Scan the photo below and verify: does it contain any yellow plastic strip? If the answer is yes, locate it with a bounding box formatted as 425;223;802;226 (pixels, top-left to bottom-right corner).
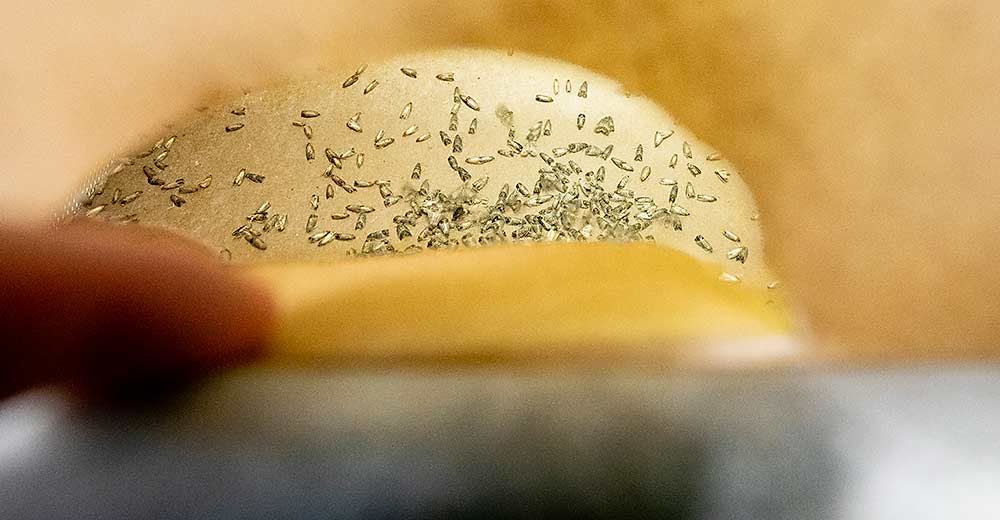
249;242;793;368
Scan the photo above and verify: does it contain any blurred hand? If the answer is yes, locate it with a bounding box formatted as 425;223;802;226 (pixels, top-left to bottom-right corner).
0;222;271;400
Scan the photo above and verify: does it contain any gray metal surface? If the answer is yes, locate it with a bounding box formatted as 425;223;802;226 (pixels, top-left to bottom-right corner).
1;367;998;519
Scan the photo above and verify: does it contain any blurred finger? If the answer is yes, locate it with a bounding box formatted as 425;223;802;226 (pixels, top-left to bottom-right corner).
0;221;273;399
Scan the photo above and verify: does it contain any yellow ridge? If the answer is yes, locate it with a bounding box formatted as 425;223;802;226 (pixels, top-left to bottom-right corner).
248;242;793;368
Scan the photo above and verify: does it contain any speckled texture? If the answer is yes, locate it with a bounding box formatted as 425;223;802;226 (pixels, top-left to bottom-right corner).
72;50;769;285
